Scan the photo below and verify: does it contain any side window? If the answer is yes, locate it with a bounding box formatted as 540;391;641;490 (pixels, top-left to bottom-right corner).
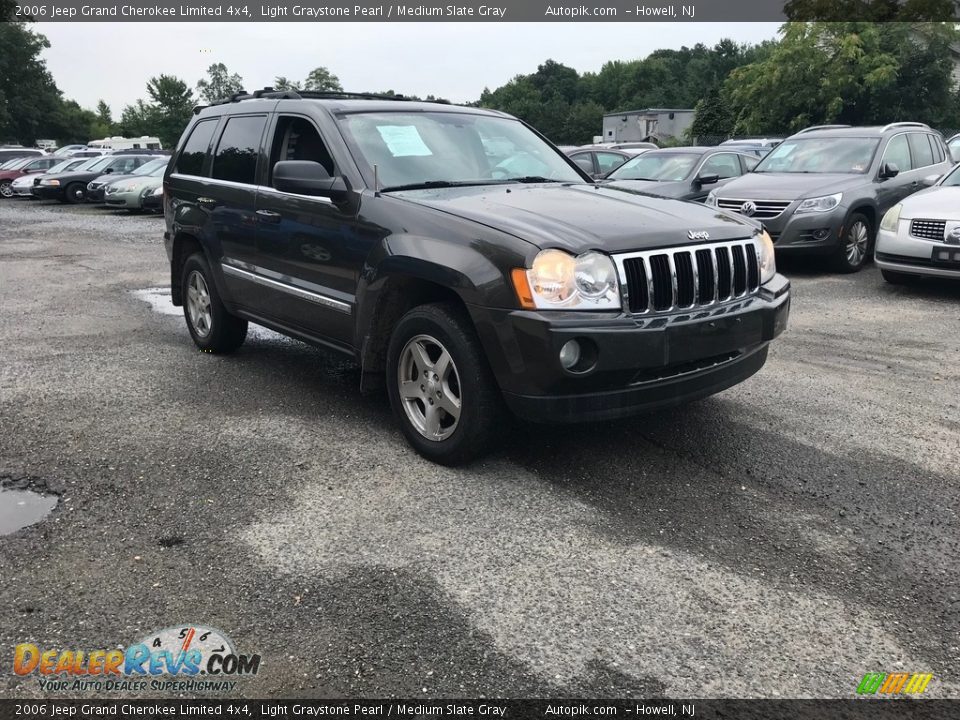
267;116;335;185
212;115;267;184
570;152;595;174
596;152;626;174
111;157;138;173
907;133;934;168
882;134;912;172
700;153;742;179
175;120;218;176
928;135;944;164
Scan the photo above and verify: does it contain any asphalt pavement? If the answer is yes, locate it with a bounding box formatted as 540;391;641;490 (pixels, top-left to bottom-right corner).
1;200;958;699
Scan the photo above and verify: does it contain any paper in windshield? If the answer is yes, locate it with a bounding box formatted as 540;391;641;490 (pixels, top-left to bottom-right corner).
376;125;433;157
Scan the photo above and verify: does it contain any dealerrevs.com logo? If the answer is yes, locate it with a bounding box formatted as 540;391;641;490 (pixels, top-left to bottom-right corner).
13;624;261;693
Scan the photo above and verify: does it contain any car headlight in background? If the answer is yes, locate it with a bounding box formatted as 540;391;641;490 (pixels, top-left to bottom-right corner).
42;179;60;186
151;186;163;196
880;203;902;232
705;190;718;207
757;229;777;284
512;249;620;310
794;193;842;214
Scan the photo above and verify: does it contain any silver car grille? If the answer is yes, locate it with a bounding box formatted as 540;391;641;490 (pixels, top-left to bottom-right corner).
717;198;791;219
910;219;946;242
614;239;761;314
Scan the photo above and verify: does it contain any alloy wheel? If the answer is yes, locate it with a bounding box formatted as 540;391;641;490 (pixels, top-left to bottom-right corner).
186;270;213;338
397;334;462;441
846;220;869;266
0;182;12;198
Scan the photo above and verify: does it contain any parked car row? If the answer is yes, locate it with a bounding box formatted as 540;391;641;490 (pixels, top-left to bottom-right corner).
0;153;167;211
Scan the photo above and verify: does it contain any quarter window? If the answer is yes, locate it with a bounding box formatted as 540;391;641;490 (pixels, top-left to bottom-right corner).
212;115;267;185
907;133;934;168
570;152;595;174
175;120;218;176
595;152;626;174
882;135;912;172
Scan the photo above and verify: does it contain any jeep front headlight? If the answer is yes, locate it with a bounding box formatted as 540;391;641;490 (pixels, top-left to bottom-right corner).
795;193;842;214
513;249;620;310
705;190;719;207
757;229;776;284
880;203;902;232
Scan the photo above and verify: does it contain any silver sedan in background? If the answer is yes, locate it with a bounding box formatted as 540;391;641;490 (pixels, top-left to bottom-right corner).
876;162;960;283
102;163;165;212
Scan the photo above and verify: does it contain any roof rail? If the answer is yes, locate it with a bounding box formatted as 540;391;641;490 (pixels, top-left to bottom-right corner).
193;88;421;114
794;124;851;135
881;121;930;132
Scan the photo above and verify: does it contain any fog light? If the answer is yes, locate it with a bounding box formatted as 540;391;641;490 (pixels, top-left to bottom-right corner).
559;340;581;370
812;228;830;241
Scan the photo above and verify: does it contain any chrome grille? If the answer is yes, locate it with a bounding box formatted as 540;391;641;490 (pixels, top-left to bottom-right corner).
615;239;761;314
717;198;791;219
910;219;946;242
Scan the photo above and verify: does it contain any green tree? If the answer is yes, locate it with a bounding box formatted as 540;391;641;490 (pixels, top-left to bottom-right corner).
303;66;342;92
273;76;302;91
690;87;734;140
0;22;61;144
145;74;195;147
196;62;244;103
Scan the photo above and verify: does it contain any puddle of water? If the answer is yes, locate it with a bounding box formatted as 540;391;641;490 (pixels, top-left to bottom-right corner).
0;487;58;535
133;287;290;342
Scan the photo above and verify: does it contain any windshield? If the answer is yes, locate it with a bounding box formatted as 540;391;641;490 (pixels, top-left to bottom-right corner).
607;152;700;181
47;159;79;173
84;156;114;173
337;111;584;190
3;157;33;171
754;137;879;174
133;158;168;176
939;165;960;187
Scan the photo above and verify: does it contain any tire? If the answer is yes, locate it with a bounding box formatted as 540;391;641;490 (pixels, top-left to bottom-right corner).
881;269;919;285
0;181;12;198
386;302;503;465
832;212;872;273
64;182;86;204
180;252;247;353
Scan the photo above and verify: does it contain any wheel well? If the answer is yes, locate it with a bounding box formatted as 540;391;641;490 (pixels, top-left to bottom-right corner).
849;206;877;235
170;234;204;306
360;276;467;379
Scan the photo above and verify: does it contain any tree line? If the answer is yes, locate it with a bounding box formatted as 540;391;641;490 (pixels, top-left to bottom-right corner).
2;17;960;150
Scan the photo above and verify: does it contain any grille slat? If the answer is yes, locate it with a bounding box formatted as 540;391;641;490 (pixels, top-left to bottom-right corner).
620;240;761;314
910;219;946;242
717;198;791;219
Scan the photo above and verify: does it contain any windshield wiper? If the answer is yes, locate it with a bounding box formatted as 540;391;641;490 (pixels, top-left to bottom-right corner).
380;180;497;192
503;176;561;183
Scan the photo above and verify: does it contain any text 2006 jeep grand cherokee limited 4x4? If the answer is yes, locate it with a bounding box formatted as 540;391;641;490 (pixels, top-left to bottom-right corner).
162;90;791;464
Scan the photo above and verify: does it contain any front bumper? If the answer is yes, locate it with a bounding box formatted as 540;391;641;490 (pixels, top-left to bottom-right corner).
32;185;64;201
86;185;107;203
759;207;845;253
105;191;143;209
471;274;791;423
876;224;960;278
10;184;36;197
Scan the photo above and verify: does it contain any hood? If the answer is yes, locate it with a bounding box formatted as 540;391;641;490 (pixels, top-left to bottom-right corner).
47;170;98;182
91;172;135;187
109;176;160;191
713;172;866;200
390;183;757;254
900;186;960;220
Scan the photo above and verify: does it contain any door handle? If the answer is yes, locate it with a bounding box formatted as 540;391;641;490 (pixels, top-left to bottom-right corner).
256;209;282;223
197;196;218;209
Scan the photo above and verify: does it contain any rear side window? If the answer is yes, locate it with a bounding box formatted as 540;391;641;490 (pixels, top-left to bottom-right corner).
908;133;934;168
570;152;595;173
212;115;267;185
175;120;218;176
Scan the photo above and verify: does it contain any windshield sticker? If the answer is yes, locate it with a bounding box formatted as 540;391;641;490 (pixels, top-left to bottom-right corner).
376;125;433;157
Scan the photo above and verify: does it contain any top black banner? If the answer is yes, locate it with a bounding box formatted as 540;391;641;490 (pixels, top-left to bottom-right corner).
8;0;960;22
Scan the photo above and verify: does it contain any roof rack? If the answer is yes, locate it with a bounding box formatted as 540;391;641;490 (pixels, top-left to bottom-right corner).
880;121;930;132
205;87;411;106
794;124;851;135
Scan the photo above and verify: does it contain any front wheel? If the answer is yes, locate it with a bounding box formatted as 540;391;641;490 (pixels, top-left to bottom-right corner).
833;213;872;273
180;252;247;353
386;303;503;465
64;182;86;204
0;181;12;198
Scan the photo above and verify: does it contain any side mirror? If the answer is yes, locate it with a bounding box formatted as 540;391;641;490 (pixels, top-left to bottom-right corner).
922;173;941;187
879;162;899;179
273;160;347;200
104;167;114;174
695;173;720;187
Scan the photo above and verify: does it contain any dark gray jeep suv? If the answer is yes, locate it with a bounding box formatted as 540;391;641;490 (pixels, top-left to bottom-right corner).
162;90;790;464
706;123;952;272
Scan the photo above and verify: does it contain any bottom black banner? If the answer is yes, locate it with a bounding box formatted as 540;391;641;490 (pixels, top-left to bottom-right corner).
0;700;957;720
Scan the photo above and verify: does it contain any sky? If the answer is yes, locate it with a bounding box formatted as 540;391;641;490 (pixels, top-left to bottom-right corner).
37;22;781;114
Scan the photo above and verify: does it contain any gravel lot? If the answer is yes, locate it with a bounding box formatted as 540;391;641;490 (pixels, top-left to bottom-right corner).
1;200;958;699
